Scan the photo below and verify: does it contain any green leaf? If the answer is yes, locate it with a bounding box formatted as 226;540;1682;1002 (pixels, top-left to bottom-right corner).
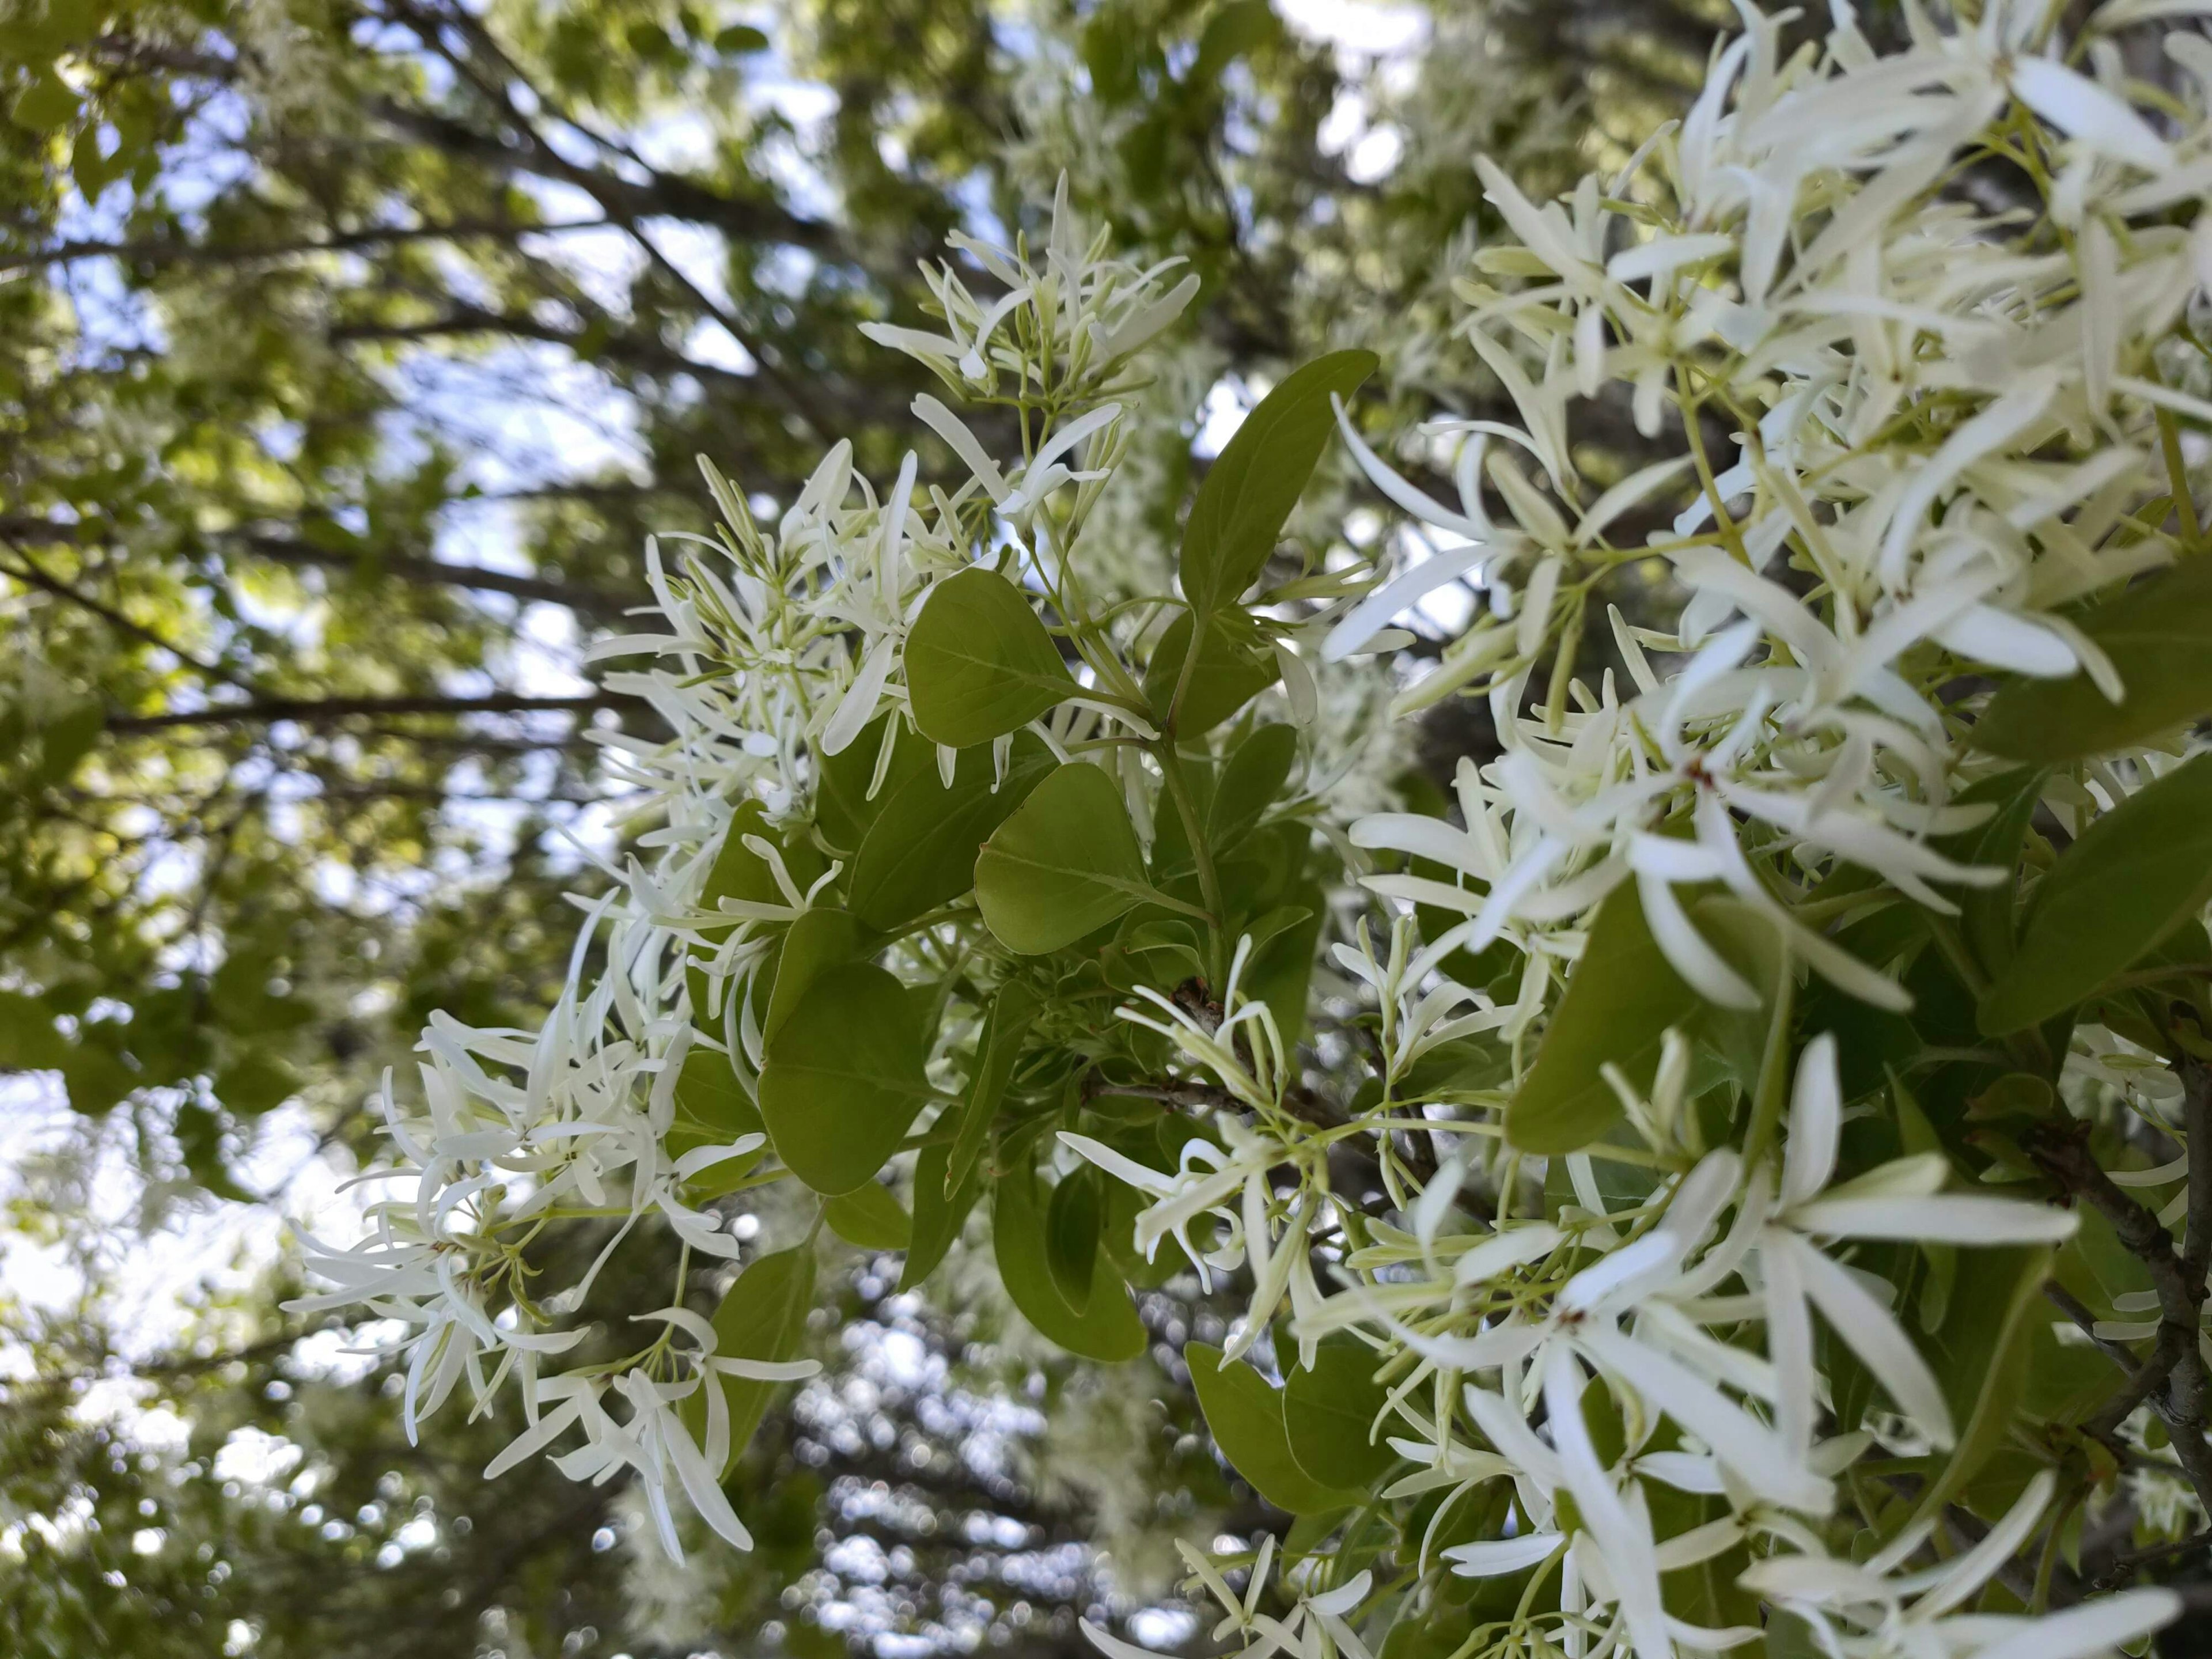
993;1159;1147;1362
688;1248;817;1475
1143;608;1281;735
813;714;935;853
763;907;868;1044
1934;767;2047;980
1976;558;2212;762
714;22;770;54
1508;883;1704;1154
1209;724;1298;854
824;1180;912;1250
943;982;1041;1196
899;1139;982;1293
1910;1245;2052;1528
759;963;934;1195
668;1047;766;1197
848;733;1055;931
905;567;1076;748
213;1051;298;1117
1045;1164;1102;1313
1194;0;1282;84
12;68;79;132
60;1043;134;1115
703;800;824;916
1178;350;1378;615
1185;1344;1359;1515
1247;885;1325;1047
0;991;67;1069
1979;752;2212;1034
1282;1344;1396;1490
976;764;1158;954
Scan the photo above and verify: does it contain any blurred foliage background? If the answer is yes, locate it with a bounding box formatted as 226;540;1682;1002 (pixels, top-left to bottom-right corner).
0;1;1787;1654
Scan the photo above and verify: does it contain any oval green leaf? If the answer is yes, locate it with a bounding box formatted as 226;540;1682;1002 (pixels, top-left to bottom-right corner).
1186;1343;1361;1515
993;1159;1146;1362
1143;607;1281;735
1209;724;1299;854
684;1246;817;1475
944;982;1042;1196
1179;350;1378;615
758;962;934;1195
668;1047;767;1198
824;1179;913;1250
1045;1165;1102;1313
975;764;1157;955
1282;1343;1396;1490
1507;882;1705;1156
906;566;1076;748
899;1139;983;1293
763;907;868;1044
1979;752;2212;1035
1976;558;2212;762
848;732;1055;931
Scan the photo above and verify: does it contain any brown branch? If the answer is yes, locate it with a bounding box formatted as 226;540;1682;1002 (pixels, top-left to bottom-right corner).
238;533;635;615
2024;1116;2212;1512
106;691;622;733
0;216;546;275
2090;1527;2212;1592
0;539;255;692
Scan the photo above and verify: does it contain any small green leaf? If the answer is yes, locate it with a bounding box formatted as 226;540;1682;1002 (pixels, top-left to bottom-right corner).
943;983;1041;1196
899;1140;981;1293
1209;724;1298;854
1185;1344;1360;1515
1979;753;2212;1034
905;567;1075;748
12;68;79;132
1246;885;1325;1047
1934;767;2047;980
1179;350;1378;615
813;714;935;853
824;1180;912;1250
1976;558;2212;762
688;1248;817;1474
993;1159;1146;1362
1910;1245;2052;1528
848;733;1055;931
703;800;824;916
1045;1164;1102;1313
976;764;1158;954
763;907;867;1044
1507;883;1704;1154
714;22;770;54
0;991;67;1069
1194;0;1282;83
1282;1344;1395;1490
759;963;934;1195
668;1047;766;1196
213;1051;298;1116
1143;608;1281;735
60;1043;134;1115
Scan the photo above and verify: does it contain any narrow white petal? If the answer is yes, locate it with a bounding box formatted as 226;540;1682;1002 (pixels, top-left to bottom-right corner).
2012;59;2173;173
1443;1534;1567;1577
1781;1034;1841;1209
1787;1232;1955;1449
1964;1588;2180;1659
1787;1194;2077;1244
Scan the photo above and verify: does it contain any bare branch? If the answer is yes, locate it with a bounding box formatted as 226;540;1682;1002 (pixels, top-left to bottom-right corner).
107;691;622;734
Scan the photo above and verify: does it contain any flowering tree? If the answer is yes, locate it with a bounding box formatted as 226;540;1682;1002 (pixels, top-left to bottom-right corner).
305;2;2212;1653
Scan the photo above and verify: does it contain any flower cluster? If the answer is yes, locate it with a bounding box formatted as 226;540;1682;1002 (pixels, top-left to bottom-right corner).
303;3;2212;1653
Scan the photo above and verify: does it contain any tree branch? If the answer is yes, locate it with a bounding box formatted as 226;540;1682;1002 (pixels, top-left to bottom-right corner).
107;691;623;733
2024;1116;2212;1511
